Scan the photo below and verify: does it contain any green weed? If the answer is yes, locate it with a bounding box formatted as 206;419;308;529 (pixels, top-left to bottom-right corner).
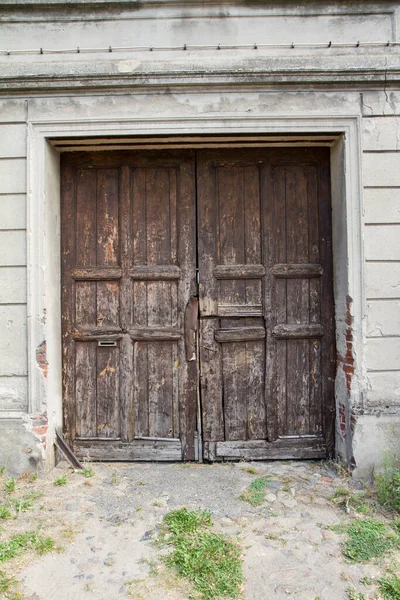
14;491;43;514
375;456;400;513
160;508;243;599
241;466;258;475
330;487;374;515
5;478;15;494
0;506;11;520
31;473;38;482
343;519;398;561
239;477;270;507
347;589;365;600
0;531;54;563
81;468;95;478
54;475;67;486
0;467;5;476
378;574;400;600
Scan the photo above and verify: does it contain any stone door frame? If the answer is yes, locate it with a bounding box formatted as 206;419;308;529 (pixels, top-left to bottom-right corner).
26;114;364;468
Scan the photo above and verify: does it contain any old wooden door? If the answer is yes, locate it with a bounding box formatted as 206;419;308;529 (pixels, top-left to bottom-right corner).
197;148;335;461
62;146;335;462
61;151;197;460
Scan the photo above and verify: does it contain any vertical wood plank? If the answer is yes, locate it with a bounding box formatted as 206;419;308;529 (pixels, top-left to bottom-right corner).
148;342;173;438
96;169;119;266
246;340;267;439
75;169;97;266
285;166;310;435
61;159;77;444
75;341;97;438
218;166;246;307
319;164;336;453
120;165;134;442
222;341;247;441
307;166;323;435
96;281;120;328
197;154;218;316
199;318;224;441
177;155;197;460
96;346;120;438
133;341;149;437
244;165;262;307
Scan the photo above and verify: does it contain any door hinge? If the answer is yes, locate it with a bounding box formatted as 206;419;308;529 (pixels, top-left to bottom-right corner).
196;268;200;286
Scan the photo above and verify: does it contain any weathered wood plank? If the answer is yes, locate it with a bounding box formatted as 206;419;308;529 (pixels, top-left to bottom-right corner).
119;166;134;443
72;328;122;341
75;341;97;438
204;437;326;460
130;265;182;280
307;166;323;436
61;159;77;445
129;327;181;341
217;304;263;317
75;438;182;461
272;264;323;278
72;268;122;280
213;264;265;279
273;324;324;339
214;326;266;343
285;166;310;436
147;342;174;438
222;341;247;440
75;169;97;267
318;164;336;455
199;318;224;441
96;169;119;266
96;345;120;438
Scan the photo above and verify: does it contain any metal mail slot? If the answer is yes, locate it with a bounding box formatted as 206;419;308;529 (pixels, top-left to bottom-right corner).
98;340;117;347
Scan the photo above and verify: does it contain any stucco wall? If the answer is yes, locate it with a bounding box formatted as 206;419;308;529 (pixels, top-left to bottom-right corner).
0;0;400;477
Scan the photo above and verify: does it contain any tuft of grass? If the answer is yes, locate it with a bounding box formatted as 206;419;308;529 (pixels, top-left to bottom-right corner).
241;466;258;475
81;468;95;478
0;506;11;520
375;457;400;513
0;491;43;521
0;531;54;563
54;475;67;486
0;467;6;476
342;519;398;561
239;477;270;507
4;478;15;494
378;574;400;600
31;473;38;482
330;487;374;515
160;508;243;599
347;590;365;600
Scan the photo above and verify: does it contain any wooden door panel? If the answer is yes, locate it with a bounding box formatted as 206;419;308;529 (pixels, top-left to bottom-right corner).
198;148;335;461
61;151;197;461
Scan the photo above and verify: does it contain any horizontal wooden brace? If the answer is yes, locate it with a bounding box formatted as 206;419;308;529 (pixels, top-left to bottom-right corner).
204;437;326;460
217;304;263;317
130;265;181;280
213;264;265;279
214;326;266;343
273;324;324;339
72;328;122;341
129;327;181;341
71;267;122;280
272;263;323;278
74;438;182;461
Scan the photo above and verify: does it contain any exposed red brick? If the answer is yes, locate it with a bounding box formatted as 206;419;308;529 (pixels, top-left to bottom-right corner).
36;340;48;378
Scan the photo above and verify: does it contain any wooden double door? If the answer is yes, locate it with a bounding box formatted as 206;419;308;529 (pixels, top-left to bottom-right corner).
61;147;335;462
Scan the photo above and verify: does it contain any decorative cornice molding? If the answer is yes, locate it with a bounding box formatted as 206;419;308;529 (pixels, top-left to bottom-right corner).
0;56;400;93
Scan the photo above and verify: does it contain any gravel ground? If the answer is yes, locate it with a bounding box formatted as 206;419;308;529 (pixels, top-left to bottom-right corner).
0;460;397;600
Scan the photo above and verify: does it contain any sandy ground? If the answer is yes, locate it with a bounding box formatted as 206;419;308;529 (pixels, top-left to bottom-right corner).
0;460;397;600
